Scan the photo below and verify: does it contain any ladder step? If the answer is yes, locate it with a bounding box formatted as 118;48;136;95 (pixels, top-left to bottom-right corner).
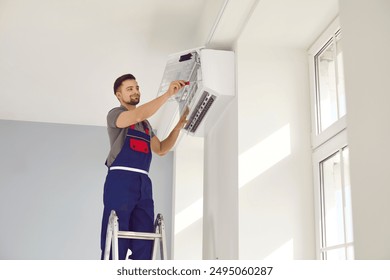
117;231;162;240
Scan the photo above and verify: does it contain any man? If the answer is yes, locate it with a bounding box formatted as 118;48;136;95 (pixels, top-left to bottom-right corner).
100;74;188;260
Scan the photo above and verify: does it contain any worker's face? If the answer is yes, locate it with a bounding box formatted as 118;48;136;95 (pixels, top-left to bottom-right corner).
117;79;140;105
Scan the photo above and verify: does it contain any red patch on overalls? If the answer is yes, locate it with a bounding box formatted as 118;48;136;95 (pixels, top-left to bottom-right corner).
130;138;149;153
129;123;150;154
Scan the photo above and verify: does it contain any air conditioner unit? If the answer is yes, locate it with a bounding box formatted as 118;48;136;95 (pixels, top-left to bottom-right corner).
155;47;235;139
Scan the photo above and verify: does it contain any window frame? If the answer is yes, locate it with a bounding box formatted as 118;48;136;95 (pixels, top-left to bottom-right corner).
312;129;354;259
308;17;354;260
308;17;346;149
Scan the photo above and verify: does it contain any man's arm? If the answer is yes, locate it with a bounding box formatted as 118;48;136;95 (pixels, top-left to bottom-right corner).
151;107;189;156
116;80;186;128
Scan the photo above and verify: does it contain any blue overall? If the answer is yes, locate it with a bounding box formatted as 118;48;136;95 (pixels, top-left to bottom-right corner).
100;122;154;260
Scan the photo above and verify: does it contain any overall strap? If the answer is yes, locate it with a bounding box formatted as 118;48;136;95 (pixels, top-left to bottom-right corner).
130;121;150;135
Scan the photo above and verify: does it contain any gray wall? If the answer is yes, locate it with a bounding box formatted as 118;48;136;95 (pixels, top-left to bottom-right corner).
0;120;173;259
339;0;390;259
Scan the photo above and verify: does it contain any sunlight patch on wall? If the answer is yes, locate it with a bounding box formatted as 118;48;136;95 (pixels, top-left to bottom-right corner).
239;124;291;188
174;198;203;235
264;238;294;260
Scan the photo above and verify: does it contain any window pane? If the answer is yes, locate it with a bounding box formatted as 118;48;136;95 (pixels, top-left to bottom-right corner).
325;247;346;260
322;152;345;247
342;147;354;243
316;40;338;132
336;33;346;118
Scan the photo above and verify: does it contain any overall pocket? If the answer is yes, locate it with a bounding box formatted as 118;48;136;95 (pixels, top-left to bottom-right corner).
129;137;149;154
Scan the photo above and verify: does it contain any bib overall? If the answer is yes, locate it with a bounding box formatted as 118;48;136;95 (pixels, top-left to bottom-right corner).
100;122;154;260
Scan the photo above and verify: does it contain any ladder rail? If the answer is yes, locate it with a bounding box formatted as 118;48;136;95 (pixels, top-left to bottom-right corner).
112;214;119;260
158;213;168;260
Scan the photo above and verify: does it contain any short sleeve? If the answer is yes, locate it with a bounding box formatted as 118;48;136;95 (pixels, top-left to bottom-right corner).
107;107;126;128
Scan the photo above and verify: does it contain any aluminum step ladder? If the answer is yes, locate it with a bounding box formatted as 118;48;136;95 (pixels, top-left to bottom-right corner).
103;210;167;260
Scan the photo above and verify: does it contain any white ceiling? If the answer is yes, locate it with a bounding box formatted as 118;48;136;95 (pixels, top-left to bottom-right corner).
239;0;339;49
0;0;224;127
0;0;338;128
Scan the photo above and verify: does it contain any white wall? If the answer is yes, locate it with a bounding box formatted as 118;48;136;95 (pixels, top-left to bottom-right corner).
172;136;204;259
203;98;239;260
199;0;340;260
232;0;340;259
199;46;315;260
236;44;315;259
339;0;390;259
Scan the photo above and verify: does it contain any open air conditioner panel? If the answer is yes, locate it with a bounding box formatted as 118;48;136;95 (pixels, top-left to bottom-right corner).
156;48;235;140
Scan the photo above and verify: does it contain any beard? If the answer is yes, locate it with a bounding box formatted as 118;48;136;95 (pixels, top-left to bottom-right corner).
127;96;140;105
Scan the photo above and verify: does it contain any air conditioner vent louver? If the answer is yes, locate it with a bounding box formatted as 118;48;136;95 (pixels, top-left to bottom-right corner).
185;91;216;133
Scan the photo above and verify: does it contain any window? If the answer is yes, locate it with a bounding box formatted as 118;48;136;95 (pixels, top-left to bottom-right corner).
319;145;354;259
315;29;346;133
309;18;354;260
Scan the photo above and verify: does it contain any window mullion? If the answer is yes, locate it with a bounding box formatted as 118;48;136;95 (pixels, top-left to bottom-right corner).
314;57;322;134
319;163;327;259
333;33;341;120
339;147;348;259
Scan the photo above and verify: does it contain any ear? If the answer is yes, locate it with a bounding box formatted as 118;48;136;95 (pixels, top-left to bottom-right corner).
115;91;121;100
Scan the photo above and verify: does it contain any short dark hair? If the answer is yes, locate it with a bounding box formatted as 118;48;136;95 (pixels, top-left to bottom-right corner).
113;74;136;94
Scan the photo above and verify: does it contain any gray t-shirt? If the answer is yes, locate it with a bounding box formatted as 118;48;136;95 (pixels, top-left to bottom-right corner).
105;106;155;167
